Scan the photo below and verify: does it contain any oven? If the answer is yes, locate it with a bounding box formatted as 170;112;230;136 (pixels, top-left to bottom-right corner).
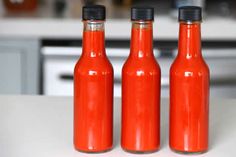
42;46;130;97
42;41;236;98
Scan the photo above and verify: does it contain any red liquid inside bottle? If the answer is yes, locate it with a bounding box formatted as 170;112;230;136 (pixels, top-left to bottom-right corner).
74;19;113;152
121;18;161;153
170;7;210;153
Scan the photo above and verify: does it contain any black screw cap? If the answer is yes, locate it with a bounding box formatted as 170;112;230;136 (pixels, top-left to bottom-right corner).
82;5;106;20
131;7;154;21
179;6;202;22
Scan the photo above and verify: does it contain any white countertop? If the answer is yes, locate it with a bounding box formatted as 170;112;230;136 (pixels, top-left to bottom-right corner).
1;16;236;40
0;95;235;157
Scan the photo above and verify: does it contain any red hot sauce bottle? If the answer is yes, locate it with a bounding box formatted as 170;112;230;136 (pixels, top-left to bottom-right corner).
170;6;210;153
121;7;161;153
74;5;113;153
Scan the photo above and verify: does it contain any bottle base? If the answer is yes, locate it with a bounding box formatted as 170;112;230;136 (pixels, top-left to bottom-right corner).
171;148;208;154
122;147;160;154
75;147;113;154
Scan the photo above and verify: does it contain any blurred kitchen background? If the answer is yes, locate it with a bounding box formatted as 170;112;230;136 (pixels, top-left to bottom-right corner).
0;0;236;97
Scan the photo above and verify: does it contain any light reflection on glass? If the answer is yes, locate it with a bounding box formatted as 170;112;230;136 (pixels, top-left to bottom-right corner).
184;71;193;77
89;70;97;75
136;70;144;76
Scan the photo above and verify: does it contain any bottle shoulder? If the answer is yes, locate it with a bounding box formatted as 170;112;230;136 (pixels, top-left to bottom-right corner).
74;56;113;74
170;56;209;75
122;57;161;75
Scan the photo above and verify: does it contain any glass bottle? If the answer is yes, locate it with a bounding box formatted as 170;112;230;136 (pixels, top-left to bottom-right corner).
121;7;161;153
74;5;113;153
170;6;209;153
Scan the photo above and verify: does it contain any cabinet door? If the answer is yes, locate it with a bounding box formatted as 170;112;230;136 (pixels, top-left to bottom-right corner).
0;39;39;94
0;47;24;94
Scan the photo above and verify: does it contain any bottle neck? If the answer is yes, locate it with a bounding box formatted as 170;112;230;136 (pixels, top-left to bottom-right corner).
130;21;153;58
82;20;105;57
178;22;202;58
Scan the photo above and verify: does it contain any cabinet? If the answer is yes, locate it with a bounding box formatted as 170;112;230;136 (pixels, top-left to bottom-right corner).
0;39;40;94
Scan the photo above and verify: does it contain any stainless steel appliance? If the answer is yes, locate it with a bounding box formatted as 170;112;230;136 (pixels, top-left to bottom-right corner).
42;42;236;98
42;46;131;97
